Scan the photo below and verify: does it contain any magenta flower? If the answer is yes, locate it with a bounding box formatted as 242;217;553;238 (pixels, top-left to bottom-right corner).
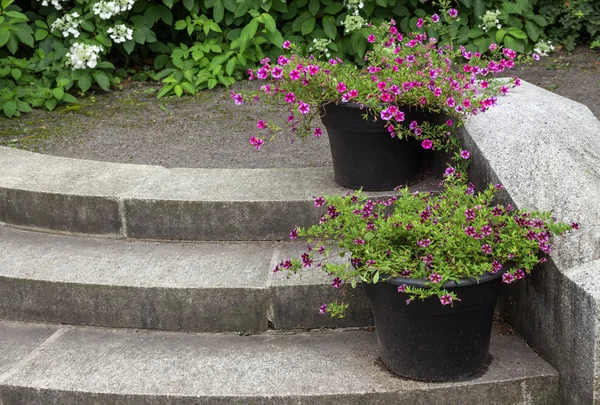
500;86;510;95
285;92;296;103
503;48;517;59
256;67;268;79
440;294;453;305
414;128;423;136
277;55;289;65
298;101;310;115
571;222;580;230
289;70;301;81
395;111;405;121
492;205;503;216
491;260;502;273
282;40;291;49
231;92;243;105
271;66;283;78
489;43;498;51
249;136;265;150
515;269;525;279
444;166;456;177
416;18;424;27
464;209;476;221
287;114;295;123
256;120;268;129
460;150;470;159
481;244;492;254
448;8;458;17
421;139;433;149
313;127;323;138
301;252;313;267
502;273;515;284
367;34;376;43
397;284;407;293
481;225;492;236
446;97;456;107
289;227;298;240
417;239;431;247
314;196;325;207
319;304;328;314
337;82;347;92
308;65;320;75
331;277;342;288
353;238;365;245
431;14;440;23
429;273;442;283
380;109;393;120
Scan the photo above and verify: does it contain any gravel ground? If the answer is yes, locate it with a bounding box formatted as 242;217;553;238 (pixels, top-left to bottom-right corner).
1;46;598;169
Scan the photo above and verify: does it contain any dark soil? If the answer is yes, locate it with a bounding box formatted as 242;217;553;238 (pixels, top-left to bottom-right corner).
1;46;598;169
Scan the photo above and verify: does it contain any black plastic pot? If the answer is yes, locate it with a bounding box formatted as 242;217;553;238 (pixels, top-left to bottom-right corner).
363;271;504;382
320;103;426;191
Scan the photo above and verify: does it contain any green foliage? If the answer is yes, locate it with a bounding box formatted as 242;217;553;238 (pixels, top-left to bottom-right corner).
537;0;600;51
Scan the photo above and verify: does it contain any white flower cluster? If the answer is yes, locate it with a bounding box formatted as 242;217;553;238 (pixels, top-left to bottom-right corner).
479;10;501;32
65;42;103;70
533;40;555;56
311;38;332;57
341;15;366;34
51;12;81;38
39;0;68;10
107;24;133;43
92;0;135;20
344;0;364;16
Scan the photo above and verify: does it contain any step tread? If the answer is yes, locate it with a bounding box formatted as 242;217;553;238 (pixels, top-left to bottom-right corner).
0;321;557;405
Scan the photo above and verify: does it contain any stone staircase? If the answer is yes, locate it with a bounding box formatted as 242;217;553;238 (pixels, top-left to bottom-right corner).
0;146;559;404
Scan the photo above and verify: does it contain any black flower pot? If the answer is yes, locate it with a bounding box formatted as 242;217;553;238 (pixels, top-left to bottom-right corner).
320;103;424;191
363;271;504;382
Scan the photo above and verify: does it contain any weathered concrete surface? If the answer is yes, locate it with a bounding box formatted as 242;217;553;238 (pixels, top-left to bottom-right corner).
0;227;374;332
460;80;600;405
0;322;58;376
0;320;558;405
1;147;436;240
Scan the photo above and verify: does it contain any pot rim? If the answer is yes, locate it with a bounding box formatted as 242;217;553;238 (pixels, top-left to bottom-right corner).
386;267;508;289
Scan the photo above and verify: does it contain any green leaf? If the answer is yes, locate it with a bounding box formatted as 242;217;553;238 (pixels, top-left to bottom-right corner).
240;18;258;51
308;0;320;16
225;55;237;75
3;101;16;118
266;29;284;49
57;77;71;87
234;0;252;17
6;34;17;53
323;15;337;39
174;84;183;97
44;98;57;111
35;29;48;41
61;93;77;103
207;78;217;89
213;0;225;23
502;2;521;14
301;17;316;35
52;88;64;100
92;72;110;91
174;20;187;30
532;15;547;27
373;271;380;284
507;27;528;39
323;2;343;14
132;29;145;44
524;21;539;41
0;28;9;47
11;68;21;80
154;54;170;69
496;29;507;43
16;100;32;113
375;0;386;7
182;0;194;11
504;35;525;53
180;82;196;94
123;40;135;54
163;0;174;8
261;13;276;32
468;27;485;38
77;74;92;93
13;27;34;47
473;0;485;18
157;83;174;98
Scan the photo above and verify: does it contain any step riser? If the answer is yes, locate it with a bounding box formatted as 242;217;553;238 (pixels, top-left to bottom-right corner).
0;379;559;405
0;277;373;332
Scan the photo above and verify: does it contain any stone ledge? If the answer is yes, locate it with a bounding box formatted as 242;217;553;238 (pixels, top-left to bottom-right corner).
460;80;600;405
0;321;558;405
0;147;438;240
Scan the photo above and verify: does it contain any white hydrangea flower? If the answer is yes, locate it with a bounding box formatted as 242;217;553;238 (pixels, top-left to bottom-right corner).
51;12;81;38
107;24;133;43
479;10;501;33
92;0;135;20
39;0;68;10
310;38;332;57
65;42;104;70
534;40;555;56
341;14;366;34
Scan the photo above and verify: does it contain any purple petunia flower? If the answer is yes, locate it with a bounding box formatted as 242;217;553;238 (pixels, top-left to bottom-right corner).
502;273;515;284
285;92;296;103
331;277;342;288
271;66;283;78
282;40;291;49
515;269;525;279
417;239;431;247
256;120;268;129
431;14;440;23
444;166;456;177
249;136;265;150
448;8;458;17
464;209;476;221
314;127;323;138
232;92;243;105
289;227;298;240
319;304;328;314
440;294;453;305
491;260;502;273
398;284;407;293
298;102;310;115
367;34;376;43
464;226;476;237
354;239;365;245
289;70;301;81
481;244;492;254
430;273;442;283
416;18;424;27
460;149;470;159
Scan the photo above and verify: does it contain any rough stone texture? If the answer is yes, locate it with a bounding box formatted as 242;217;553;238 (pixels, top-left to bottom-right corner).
0;227;272;332
0;321;558;405
460;80;600;405
0;322;57;376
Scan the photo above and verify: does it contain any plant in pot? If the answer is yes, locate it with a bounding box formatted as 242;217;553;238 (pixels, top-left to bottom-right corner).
233;4;529;191
274;160;577;381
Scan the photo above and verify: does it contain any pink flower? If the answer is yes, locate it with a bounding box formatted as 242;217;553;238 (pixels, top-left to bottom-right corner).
367;34;376;43
430;273;442;283
421;139;433;149
289;70;301;81
394;111;405;121
515;269;525;279
503;48;517;59
349;89;358;98
308;64;319;75
500;86;510;95
231;92;243;105
256;67;268;79
446;119;453;127
285;92;296;103
282;40;291;49
380;109;393;120
314;196;325;207
271;66;283;78
289;227;298;240
277;55;289;65
532;54;540;61
397;284;407;293
502;273;515;284
353;239;365;245
448;8;458;17
256;120;268;129
489;43;498;51
331;277;342;288
440;294;453;305
416;18;424;27
446;97;456;107
431;14;440;23
313;127;323;138
337;82;347;92
481;244;492;254
298;101;310;115
287;114;295;123
460;150;470;159
249;136;265;150
319;304;328;314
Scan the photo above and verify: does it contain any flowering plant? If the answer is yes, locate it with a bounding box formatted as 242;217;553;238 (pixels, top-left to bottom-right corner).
276;161;576;317
235;4;529;152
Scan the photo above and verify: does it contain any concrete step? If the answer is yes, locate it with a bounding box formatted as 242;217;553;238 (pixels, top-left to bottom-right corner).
0;320;558;405
0;147;439;241
0;226;371;332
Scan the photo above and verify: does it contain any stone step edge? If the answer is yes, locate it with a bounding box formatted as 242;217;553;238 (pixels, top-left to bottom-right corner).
0;320;558;405
0;147;439;240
